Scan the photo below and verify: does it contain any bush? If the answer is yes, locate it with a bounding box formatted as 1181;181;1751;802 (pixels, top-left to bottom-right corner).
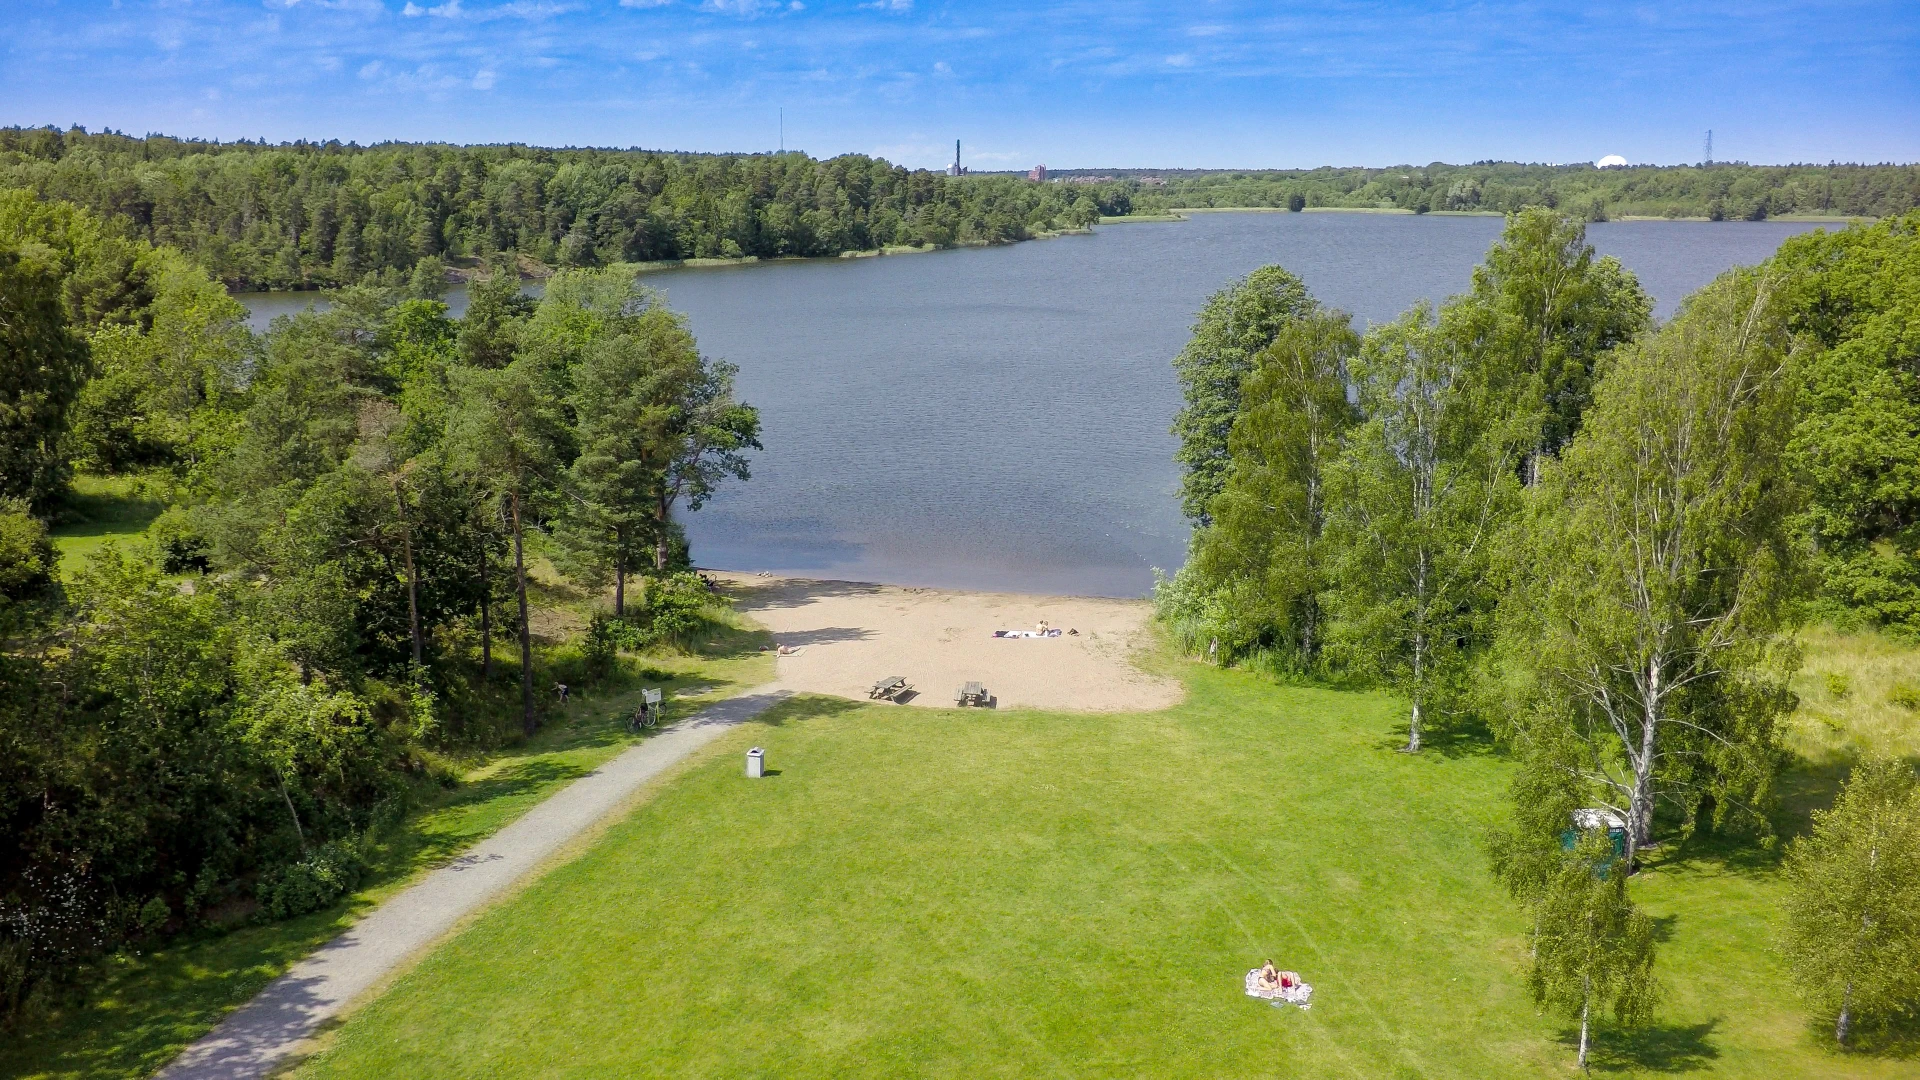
256;842;365;921
1891;682;1920;711
642;572;712;645
583;610;618;677
146;505;210;573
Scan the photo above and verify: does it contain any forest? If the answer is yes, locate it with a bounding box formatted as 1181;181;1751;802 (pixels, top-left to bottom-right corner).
1066;161;1920;221
1159;207;1920;1062
0;186;756;1018
0;127;1104;290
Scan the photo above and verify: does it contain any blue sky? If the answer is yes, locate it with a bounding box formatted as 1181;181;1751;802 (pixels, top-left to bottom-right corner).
8;1;1917;169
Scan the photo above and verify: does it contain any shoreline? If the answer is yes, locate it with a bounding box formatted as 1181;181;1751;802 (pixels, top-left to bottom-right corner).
718;572;1181;712
227;229;1100;295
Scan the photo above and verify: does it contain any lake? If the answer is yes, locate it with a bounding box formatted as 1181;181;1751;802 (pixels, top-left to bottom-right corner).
240;212;1831;597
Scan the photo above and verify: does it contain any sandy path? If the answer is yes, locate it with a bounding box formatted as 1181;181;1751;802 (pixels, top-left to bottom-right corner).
155;689;788;1080
722;575;1181;712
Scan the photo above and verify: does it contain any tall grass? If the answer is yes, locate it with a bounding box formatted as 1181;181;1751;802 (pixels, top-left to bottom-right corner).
1785;625;1920;763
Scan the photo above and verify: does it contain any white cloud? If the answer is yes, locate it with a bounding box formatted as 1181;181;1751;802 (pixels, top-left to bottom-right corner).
473;69;497;89
358;60;384;78
619;0;673;6
1163;52;1192;67
860;0;911;9
402;0;577;19
932;60;950;74
700;0;777;14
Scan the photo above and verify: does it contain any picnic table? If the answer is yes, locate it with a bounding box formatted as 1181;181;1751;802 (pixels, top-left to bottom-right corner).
869;675;911;703
955;681;991;708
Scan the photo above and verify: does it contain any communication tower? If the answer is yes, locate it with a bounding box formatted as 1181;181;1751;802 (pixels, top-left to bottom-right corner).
1703;129;1713;166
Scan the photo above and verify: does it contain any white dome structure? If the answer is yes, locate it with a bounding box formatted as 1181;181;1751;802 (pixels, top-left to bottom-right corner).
1595;154;1629;169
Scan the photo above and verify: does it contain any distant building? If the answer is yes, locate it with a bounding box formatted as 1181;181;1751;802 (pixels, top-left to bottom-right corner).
946;140;968;177
1028;164;1047;182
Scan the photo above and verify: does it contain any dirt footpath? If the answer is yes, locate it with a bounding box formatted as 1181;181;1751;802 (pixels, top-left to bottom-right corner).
719;575;1182;713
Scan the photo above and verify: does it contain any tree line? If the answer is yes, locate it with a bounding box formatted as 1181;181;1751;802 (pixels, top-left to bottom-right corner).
0;190;757;1017
1160;208;1920;1062
0;127;1104;291
1066;161;1920;222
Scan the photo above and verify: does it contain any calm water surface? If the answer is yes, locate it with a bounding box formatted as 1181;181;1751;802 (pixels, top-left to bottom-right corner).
240;213;1830;596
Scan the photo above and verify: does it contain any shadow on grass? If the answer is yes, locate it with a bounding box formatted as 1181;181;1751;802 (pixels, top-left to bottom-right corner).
749;694;868;729
50;477;167;537
1820;1015;1920;1060
1563;1018;1721;1073
1370;714;1500;761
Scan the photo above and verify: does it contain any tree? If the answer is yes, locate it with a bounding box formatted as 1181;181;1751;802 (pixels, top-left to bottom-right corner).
1781;758;1920;1047
649;358;760;572
1179;310;1359;667
0;498;56;633
558;332;678;612
1170;266;1317;524
1772;213;1920;636
1326;305;1519;751
1501;269;1805;860
446;360;565;736
0;246;89;508
1457;209;1650;477
458;261;535;370
1528;831;1660;1070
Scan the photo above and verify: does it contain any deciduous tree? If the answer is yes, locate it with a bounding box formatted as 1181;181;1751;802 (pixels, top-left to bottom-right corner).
1170;266;1316;524
1782;758;1920;1046
1501;269;1805;859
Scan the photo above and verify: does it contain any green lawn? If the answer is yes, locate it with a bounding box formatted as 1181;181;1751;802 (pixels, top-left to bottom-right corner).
47;474;167;577
287;661;1911;1079
0;645;772;1080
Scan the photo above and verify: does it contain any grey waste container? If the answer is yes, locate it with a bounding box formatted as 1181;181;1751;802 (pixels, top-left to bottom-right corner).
746;747;765;779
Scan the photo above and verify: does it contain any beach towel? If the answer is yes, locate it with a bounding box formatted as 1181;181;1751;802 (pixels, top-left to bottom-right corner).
992;629;1063;638
1244;970;1313;1008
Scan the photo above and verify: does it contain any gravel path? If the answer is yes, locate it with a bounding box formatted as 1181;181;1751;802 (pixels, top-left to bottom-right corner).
156;687;788;1080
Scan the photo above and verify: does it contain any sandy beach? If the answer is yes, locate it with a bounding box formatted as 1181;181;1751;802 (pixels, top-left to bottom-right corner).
719;574;1182;713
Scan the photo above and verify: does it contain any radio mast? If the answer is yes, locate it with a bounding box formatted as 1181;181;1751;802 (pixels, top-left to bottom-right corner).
1703;129;1713;165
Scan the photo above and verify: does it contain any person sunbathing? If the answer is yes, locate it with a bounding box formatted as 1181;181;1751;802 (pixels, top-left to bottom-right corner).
1257;961;1281;991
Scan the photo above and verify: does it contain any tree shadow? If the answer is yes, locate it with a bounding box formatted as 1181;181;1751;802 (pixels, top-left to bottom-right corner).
441;758;589;813
1371;714;1499;760
719;575;887;610
748;693;868;729
1560;1018;1721;1074
772;625;876;648
1833;1016;1920;1059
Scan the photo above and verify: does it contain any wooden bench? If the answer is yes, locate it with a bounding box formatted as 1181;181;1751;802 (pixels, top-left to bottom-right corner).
869;675;911;703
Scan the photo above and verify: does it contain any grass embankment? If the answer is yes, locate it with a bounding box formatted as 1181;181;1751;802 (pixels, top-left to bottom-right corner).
291;639;1918;1079
3;484;775;1080
0;642;772;1080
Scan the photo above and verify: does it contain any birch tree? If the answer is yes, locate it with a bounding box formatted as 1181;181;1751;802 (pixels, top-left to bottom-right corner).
1528;831;1660;1071
1328;305;1520;751
1505;268;1805;860
1782;758;1920;1047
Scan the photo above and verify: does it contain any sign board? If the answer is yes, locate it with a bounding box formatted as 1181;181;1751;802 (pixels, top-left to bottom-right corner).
642;688;663;706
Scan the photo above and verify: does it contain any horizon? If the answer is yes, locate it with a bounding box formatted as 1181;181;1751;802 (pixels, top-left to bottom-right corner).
15;125;1919;173
6;1;1916;171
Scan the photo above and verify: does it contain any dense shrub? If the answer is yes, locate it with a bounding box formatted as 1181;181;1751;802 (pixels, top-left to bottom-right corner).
256;842;366;921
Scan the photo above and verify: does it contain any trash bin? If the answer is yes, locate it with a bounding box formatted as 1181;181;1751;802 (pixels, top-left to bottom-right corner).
746;747;764;779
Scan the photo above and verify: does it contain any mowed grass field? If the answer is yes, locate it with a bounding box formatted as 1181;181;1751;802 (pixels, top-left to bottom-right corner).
291;663;1913;1079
